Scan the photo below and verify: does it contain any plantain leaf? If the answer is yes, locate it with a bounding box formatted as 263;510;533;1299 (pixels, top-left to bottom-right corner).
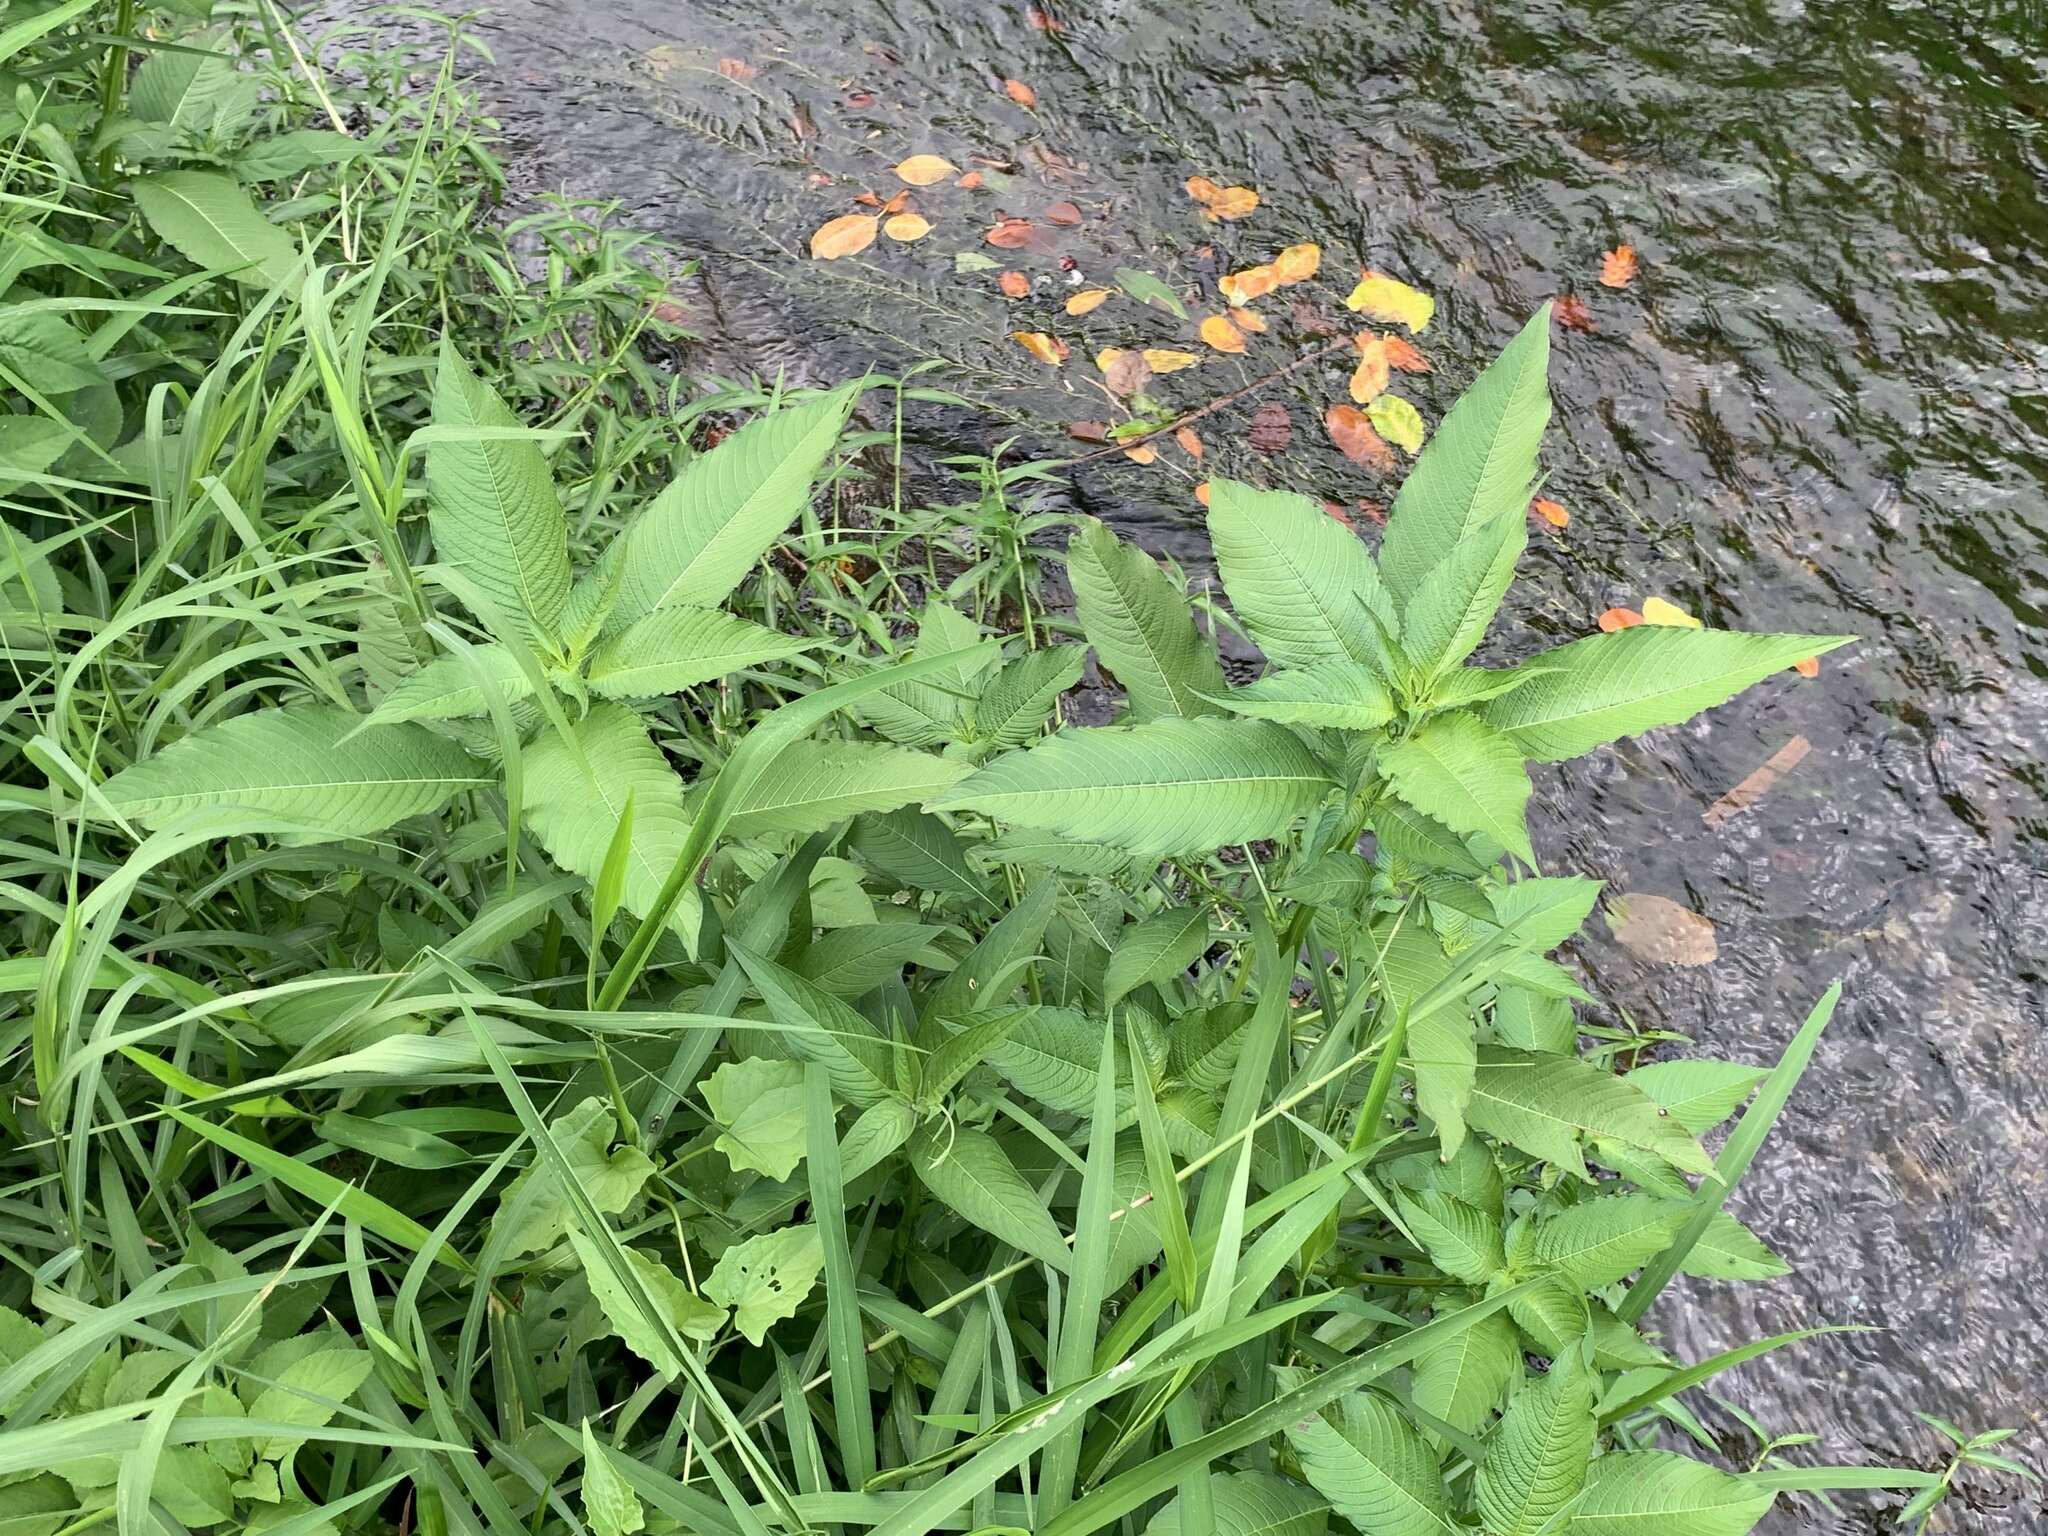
587;607;815;698
1206;479;1398;676
1066;517;1225;722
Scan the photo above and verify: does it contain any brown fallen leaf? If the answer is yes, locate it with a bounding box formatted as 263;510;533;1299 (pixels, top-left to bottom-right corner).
1349;334;1391;404
1530;496;1569;528
1606;893;1717;966
1703;735;1812;829
1597;607;1644;632
1324;404;1394;469
1175;425;1204;459
717;57;757;81
1792;656;1820;678
1600;243;1640;288
999;270;1031;298
1273;243;1321;284
1046;200;1083;226
1383;334;1430;372
1068;420;1110;443
1123;443;1158;464
880;189;912;215
1012;331;1068;365
1355;498;1387;525
1554;294;1595;332
1004;78;1038;107
1028;5;1065;32
1065;287;1112;316
1194;481;1213;507
895;154;956;186
1249;401;1292;453
985;218;1036;249
883;213;932;242
810;213;879;260
852;191;883;208
1099;349;1151;396
1199;314;1247;354
956;170;985;190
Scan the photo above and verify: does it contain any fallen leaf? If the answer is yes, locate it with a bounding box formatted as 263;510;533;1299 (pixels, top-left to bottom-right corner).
1249;401;1292;453
1123;443;1158;464
1117;267;1190;318
1065;287;1112;316
717;57;757;81
1184;175;1221;205
1530;496;1569;528
1792;656;1820;679
1219;265;1279;307
880;189;912;215
956;170;985;190
1099;349;1151;396
1597;607;1644;632
1345;273;1435;333
845;89;876;109
1204;185;1259;220
1702;735;1812;828
1175;425;1204;459
1349;334;1391;404
1600;243;1640;288
1273;243;1321;284
1641;596;1702;629
985;218;1048;250
1069;420;1110;443
1012;331;1067;365
1004;78;1038;107
1230;307;1267;333
1194;482;1213;507
955;251;998;272
1554;294;1595;332
895;154;957;186
1607;893;1717;966
810;213;879;260
1383;334;1430;372
1142;348;1199;374
1028;5;1065;31
999;270;1031;298
1199;314;1247;354
1324;404;1394;469
1365;393;1425;454
1046;200;1083;225
852;191;883;208
883;213;932;242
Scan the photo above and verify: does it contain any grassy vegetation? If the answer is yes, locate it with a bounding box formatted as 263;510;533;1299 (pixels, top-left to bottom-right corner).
0;6;2032;1536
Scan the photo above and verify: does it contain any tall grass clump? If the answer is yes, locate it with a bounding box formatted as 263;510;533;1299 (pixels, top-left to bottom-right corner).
0;4;2032;1536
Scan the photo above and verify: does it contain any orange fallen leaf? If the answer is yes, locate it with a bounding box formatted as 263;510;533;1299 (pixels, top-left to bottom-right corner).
1324;403;1394;468
1792;656;1820;679
810;213;879;260
1046;200;1083;226
1012;331;1067;365
1641;595;1702;628
1383;334;1430;372
1123;443;1158;465
1554;294;1595;332
882;212;932;242
1597;607;1645;632
999;270;1031;298
1184;175;1221;205
985;218;1036;249
852;191;882;208
1219;264;1278;306
1142;348;1199;373
956;170;984;190
1230;307;1267;333
1068;420;1110;443
1273;243;1321;284
1194;481;1213;507
1028;5;1065;32
1600;243;1640;288
1004;78;1038;107
1175;425;1204;459
1199;314;1247;354
717;57;757;80
1531;496;1569;528
1065;287;1111;316
880;189;912;215
1349;334;1390;404
894;154;956;186
1204;185;1259;221
1703;735;1812;828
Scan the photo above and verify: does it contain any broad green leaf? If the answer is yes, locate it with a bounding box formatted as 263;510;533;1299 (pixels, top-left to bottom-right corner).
1399;513;1525;679
150;1446;233;1526
616;387;857;623
246;1347;374;1460
1476;1360;1595;1536
727;739;969;838
1505;1273;1591;1356
839;1098;917;1182
1282;1386;1453;1536
705;1226;825;1345
1166;1001;1256;1094
495;1097;655;1257
1206;479;1397;675
1478;627;1854;762
233;129;370;180
921;1010;1033;1105
365;645;533;725
971;643;1086;746
1066;517;1225;721
1103;905;1210;1010
1380;711;1534;869
1676;1211;1789;1281
130;38;237;127
909;1122;1070;1270
1144;1471;1328;1536
792;923;943;996
97;706;487;834
924;879;1057;1019
582;1420;647;1536
1371;799;1491;877
428;345;571;644
131;171;299;286
728;941;896;1106
1380;307;1551;610
569;1227;724;1367
1412;1308;1517;1434
1467;1049;1714;1181
1205;662;1394;731
848;808;993;908
586;606;814;698
1624;1060;1768;1134
702;1058;808;1180
978;1005;1130;1118
1568;1451;1774;1536
0;307;105;394
1396;1190;1501;1284
1116;266;1190;319
1410;1009;1477;1159
1514;1194;1687;1289
1494;986;1575;1053
525;704;699;944
933;718;1335;855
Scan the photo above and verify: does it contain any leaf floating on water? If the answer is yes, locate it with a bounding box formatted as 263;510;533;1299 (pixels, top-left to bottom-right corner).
1273;242;1321;283
955;251;998;272
1116;266;1190;319
1597;607;1645;632
1702;735;1812;828
1065;287;1112;316
895;154;957;186
1175;425;1204;459
1123;443;1159;464
717;57;757;80
1069;420;1110;443
1184;176;1258;221
1185;175;1220;204
999;270;1031;298
1199;314;1247;353
1554;293;1596;332
1231;307;1267;333
810;213;879;259
985;217;1036;249
1249;401;1292;453
1219;264;1279;307
1641;596;1702;628
1142;348;1199;374
1004;78;1039;107
1345;272;1435;332
1365;393;1425;454
956;170;985;190
1046;200;1083;225
1349;334;1391;404
1324;404;1394;468
1012;331;1068;365
1530;496;1569;528
1607;893;1718;966
1600;243;1641;288
1099;348;1152;395
881;188;912;215
1194;481;1213;506
883;213;932;242
1384;333;1430;372
1028;5;1065;31
1792;656;1820;678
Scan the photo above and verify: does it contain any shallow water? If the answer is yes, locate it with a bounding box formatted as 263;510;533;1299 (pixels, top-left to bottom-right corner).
455;0;2046;1520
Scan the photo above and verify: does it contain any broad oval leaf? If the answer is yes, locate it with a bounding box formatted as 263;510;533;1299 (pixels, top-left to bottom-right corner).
1206;479;1398;676
1467;1049;1714;1181
1283;1386;1454;1536
1568;1451;1775;1536
1476;1360;1596;1536
587;606;815;698
1066;517;1225;722
908;1121;1070;1271
131;171;299;287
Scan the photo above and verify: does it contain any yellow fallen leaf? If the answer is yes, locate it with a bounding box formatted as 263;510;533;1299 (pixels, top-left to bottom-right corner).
894;154;957;186
1205;185;1259;220
1349;335;1390;404
1230;307;1267;333
1012;331;1068;366
1219;265;1278;307
1273;243;1321;284
1123;443;1158;464
882;213;932;242
1365;393;1424;454
810;213;879;260
1142;348;1199;373
1641;596;1702;628
1065;287;1113;317
1345;272;1435;333
1199;315;1246;354
1530;496;1569;528
1095;346;1127;372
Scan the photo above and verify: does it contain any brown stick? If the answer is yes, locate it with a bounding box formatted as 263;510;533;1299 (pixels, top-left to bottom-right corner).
1060;336;1357;466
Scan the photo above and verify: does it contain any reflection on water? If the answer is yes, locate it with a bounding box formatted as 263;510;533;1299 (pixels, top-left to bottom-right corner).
452;0;2045;1520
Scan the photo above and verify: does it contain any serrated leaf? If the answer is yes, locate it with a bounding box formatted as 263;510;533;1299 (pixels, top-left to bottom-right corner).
1568;1451;1775;1536
428;346;571;644
1677;1211;1789;1281
365;646;533;725
1400;513;1525;679
130;38;237;127
792;923;941;996
1396;1190;1503;1283
1476;1360;1595;1536
132;170;299;286
495;1097;655;1257
97;705;488;833
1207;479;1398;676
0;307;104;394
1410;1008;1477;1159
246;1347;374;1460
729;941;897;1107
1066;517;1225;721
581;1421;646;1536
971;643;1086;746
587;606;815;698
1467;1049;1714;1181
1412;1307;1518;1433
1516;1194;1687;1289
1166;1001;1255;1093
933;718;1335;855
1372;798;1491;877
1478;627;1855;762
1283;1386;1454;1536
705;1225;823;1345
149;1447;233;1525
1103;905;1210;1010
1380;711;1534;868
232;128;368;180
1205;662;1394;730
1623;1060;1768;1134
703;1058;808;1179
977;1005;1130;1117
570;1227;723;1368
909;1123;1069;1270
848;808;993;907
1144;1470;1329;1536
726;739;969;838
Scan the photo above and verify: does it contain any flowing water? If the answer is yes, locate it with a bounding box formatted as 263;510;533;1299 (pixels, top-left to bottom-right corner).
448;0;2047;1521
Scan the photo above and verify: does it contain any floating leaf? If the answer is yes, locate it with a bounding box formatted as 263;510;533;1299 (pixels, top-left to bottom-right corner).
1601;243;1641;288
1249;401;1292;453
955;251;998;272
1531;496;1569;528
1124;443;1159;465
1205;185;1259;220
1641;596;1702;629
1175;426;1204;459
883;212;931;242
1066;287;1112;316
1274;243;1322;283
1344;272;1435;333
1047;200;1083;225
1555;294;1595;332
895;153;957;186
1184;176;1221;204
1004;78;1038;107
1116;267;1190;318
1194;482;1213;507
1013;331;1068;365
1365;393;1425;454
1349;335;1390;404
1791;656;1819;678
1385;334;1430;372
956;169;985;189
986;217;1037;249
717;57;756;80
1000;270;1031;298
1220;265;1279;306
1142;348;1199;374
1325;404;1394;469
810;213;878;259
1200;315;1247;354
1100;349;1152;395
1598;607;1644;632
1232;307;1268;333
1607;894;1718;966
1069;420;1110;442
